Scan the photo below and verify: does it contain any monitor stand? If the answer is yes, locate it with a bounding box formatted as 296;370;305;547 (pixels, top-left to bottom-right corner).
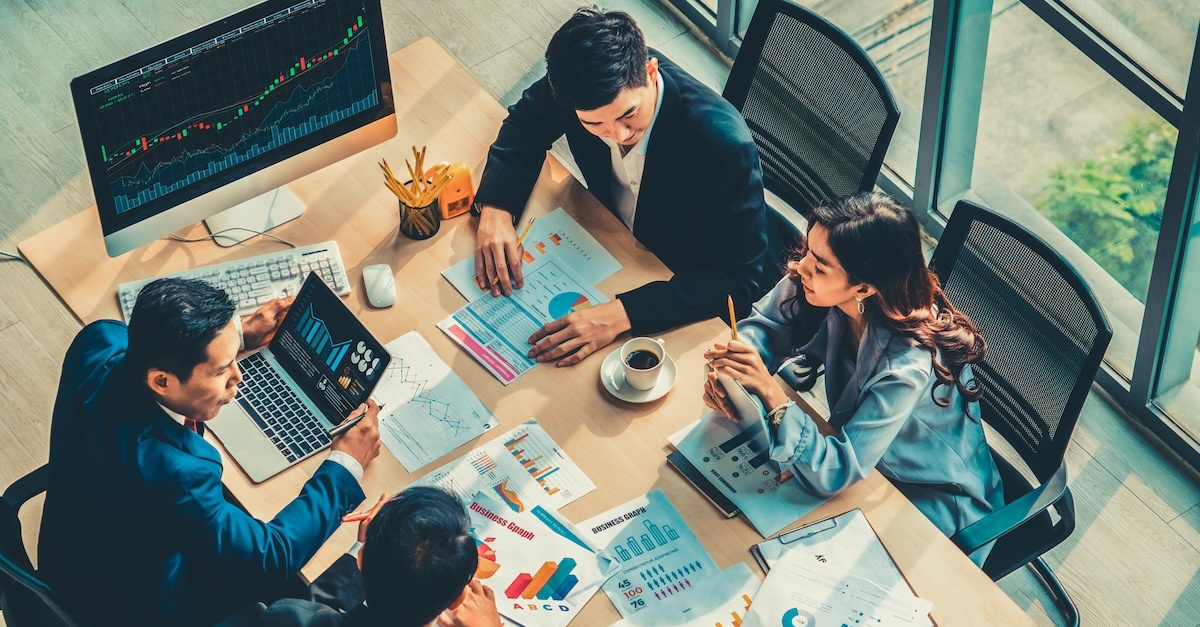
204;187;306;247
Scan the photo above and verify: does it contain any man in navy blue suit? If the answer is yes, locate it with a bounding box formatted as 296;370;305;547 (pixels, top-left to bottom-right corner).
473;8;767;366
38;278;382;626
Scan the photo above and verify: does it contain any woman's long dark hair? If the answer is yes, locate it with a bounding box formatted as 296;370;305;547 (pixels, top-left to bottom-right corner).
782;192;986;405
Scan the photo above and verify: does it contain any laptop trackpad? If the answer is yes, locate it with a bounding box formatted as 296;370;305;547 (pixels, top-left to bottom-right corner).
208;402;288;483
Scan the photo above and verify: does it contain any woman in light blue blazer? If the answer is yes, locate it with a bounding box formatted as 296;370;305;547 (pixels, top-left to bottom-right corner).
704;192;1003;566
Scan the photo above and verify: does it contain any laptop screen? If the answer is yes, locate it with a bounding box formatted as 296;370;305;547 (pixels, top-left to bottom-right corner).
271;273;390;423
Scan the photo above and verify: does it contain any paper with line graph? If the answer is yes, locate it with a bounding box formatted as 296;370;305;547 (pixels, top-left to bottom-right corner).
414;419;595;512
468;492;617;627
580;489;719;618
442;207;622;299
373;331;499;471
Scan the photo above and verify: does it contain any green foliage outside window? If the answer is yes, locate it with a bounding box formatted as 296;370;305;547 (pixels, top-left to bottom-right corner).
1036;117;1176;302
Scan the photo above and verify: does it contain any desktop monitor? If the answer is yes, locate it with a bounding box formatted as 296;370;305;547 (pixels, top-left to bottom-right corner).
71;0;396;257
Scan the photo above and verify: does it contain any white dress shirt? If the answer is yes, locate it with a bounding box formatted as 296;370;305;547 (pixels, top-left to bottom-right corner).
601;69;665;231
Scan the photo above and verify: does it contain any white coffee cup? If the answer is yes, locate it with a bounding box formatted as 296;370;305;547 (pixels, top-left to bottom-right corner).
620;337;666;391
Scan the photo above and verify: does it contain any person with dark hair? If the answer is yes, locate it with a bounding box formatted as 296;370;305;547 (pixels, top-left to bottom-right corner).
39;278;383;626
254;487;500;627
473;8;766;366
702;192;1004;566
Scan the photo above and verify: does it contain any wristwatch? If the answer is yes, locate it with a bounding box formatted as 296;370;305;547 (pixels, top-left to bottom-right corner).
766;401;793;432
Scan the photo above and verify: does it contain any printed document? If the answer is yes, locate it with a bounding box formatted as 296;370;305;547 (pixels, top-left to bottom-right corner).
415;419;595;512
442;207;621;299
468;492;618;627
669;412;825;537
580;489;719;618
373;331;498;471
612;562;761;627
439;257;607;384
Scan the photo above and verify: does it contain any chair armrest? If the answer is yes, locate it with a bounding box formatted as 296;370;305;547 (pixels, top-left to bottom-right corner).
950;462;1069;555
2;464;48;511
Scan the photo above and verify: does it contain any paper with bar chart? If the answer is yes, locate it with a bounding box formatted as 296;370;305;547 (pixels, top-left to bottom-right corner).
415;419;595;513
468;492;616;627
438;259;608;384
669;412;826;537
370;331;499;472
442;207;622;299
611;562;761;627
580;489;719;618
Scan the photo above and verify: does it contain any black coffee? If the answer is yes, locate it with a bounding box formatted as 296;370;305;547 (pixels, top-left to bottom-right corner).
625;349;660;370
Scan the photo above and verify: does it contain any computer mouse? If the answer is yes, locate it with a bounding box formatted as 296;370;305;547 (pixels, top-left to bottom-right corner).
362;264;396;308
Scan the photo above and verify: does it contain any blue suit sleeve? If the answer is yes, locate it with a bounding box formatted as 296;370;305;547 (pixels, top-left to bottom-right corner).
155;454;365;586
769;357;930;497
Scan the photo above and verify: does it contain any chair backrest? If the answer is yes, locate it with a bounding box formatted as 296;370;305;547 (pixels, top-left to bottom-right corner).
930;201;1112;482
723;0;900;218
0;466;85;627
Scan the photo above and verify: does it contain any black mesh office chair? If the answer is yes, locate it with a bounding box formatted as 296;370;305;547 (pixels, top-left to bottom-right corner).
0;464;86;627
723;0;900;281
931;200;1112;627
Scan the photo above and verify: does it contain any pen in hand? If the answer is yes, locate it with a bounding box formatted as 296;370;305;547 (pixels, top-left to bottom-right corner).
329;402;385;438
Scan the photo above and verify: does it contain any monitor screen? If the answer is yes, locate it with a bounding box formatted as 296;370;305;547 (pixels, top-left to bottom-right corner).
71;0;395;255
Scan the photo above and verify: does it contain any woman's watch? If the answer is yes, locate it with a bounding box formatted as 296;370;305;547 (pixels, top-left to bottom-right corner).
766;401;793;432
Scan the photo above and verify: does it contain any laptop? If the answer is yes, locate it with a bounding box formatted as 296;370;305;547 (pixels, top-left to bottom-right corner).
209;273;391;483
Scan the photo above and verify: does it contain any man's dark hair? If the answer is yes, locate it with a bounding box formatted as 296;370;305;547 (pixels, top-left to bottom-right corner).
361;487;478;626
125;278;236;384
546;8;649;111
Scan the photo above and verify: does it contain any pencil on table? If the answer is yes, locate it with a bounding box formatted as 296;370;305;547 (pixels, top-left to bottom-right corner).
727;295;738;341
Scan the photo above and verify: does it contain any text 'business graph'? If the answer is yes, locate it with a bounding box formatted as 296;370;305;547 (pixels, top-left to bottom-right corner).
88;0;378;214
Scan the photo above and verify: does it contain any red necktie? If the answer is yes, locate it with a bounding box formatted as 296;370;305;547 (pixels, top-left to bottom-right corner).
184;418;201;434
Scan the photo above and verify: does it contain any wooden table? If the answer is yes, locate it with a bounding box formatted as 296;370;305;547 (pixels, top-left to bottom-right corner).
19;37;1032;626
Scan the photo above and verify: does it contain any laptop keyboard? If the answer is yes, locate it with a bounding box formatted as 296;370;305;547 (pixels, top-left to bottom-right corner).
236;352;331;463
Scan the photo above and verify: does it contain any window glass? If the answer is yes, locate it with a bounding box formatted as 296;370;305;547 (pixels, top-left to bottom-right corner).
971;3;1178;379
1063;0;1198;97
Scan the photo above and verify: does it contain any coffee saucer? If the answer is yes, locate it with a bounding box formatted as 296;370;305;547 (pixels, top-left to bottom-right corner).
600;347;677;403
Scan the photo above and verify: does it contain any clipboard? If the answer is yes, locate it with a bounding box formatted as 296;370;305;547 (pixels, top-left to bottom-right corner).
749;509;911;588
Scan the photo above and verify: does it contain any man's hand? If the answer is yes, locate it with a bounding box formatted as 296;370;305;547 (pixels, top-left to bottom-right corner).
703;340;790;411
528;300;631;367
331;399;382;469
241;295;296;350
437;580;501;627
354;493;390;543
475;205;523;297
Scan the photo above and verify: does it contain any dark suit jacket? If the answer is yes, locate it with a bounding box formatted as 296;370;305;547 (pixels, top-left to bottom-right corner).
476;52;767;334
254;554;369;627
38;321;367;626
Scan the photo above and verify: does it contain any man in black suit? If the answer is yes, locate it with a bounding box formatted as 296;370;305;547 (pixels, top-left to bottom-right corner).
474;8;766;366
255;487;500;627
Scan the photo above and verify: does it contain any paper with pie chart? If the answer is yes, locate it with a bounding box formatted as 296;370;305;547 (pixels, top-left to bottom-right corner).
370;331;499;472
442;207;622;299
466;492;618;627
438;258;608;384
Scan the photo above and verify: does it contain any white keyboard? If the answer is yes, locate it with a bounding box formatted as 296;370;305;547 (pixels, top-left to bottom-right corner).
117;241;352;321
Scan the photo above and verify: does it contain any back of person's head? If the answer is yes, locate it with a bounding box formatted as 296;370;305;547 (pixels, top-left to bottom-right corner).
361;487;477;626
125;278;236;384
546;8;648;110
786;192;986;403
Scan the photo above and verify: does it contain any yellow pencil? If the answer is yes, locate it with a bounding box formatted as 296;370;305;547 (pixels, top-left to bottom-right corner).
516;216;536;247
727;295;738;341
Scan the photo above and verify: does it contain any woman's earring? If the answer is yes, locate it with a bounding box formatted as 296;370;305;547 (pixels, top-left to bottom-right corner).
856;297;865;315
